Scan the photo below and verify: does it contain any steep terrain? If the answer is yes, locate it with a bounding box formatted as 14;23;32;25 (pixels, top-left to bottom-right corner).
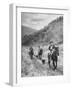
21;25;37;38
22;16;63;46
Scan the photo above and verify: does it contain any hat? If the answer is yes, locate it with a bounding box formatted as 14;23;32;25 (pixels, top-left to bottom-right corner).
49;41;54;44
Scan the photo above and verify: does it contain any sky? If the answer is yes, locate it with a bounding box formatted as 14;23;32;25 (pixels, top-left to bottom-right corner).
21;12;62;30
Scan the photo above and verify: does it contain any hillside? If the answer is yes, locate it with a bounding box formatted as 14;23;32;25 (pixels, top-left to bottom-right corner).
21;25;37;38
22;16;63;46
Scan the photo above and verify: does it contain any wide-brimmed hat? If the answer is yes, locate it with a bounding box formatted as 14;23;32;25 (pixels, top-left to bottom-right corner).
49;41;54;44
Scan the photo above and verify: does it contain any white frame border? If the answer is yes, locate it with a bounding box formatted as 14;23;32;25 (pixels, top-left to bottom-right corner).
9;4;70;86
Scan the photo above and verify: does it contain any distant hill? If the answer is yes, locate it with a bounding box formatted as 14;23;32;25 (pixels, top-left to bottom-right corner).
22;16;63;46
21;25;36;38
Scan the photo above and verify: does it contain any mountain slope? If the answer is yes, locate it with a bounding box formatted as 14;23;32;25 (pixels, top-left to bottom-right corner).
22;16;63;46
21;25;36;38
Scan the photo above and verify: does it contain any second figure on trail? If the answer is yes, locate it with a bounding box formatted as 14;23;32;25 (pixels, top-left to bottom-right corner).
29;47;34;59
38;46;43;60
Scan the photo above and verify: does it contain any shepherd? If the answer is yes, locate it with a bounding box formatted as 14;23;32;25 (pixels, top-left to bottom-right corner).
51;46;59;70
29;47;34;59
48;41;59;70
38;46;43;60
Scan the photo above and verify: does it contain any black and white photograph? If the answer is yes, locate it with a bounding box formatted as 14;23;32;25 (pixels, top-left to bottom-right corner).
21;12;63;77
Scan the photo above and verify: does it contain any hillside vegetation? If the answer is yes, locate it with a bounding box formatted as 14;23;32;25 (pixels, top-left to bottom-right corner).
22;16;63;46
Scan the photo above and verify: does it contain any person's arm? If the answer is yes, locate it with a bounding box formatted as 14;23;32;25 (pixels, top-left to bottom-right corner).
49;46;50;50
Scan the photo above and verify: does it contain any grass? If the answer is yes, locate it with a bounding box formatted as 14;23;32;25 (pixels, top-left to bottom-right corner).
21;44;63;77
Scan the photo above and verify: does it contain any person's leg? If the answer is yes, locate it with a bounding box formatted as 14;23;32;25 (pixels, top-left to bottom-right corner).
40;55;42;60
48;54;51;68
55;60;57;69
53;60;56;70
31;54;33;59
39;55;42;60
55;56;58;69
48;60;50;67
53;56;58;70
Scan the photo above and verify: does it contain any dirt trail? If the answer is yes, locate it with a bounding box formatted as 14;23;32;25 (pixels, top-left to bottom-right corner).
32;56;63;76
21;45;63;77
